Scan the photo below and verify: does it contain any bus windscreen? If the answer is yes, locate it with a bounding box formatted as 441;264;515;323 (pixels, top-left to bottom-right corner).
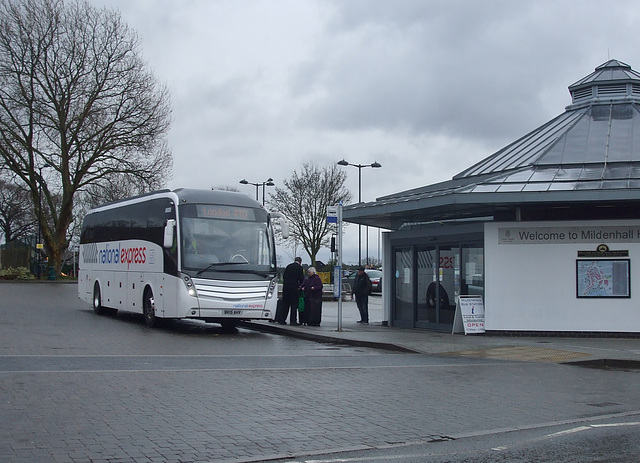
182;204;272;271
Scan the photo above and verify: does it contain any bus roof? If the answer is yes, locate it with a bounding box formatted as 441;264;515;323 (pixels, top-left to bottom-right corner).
173;188;263;208
86;188;264;214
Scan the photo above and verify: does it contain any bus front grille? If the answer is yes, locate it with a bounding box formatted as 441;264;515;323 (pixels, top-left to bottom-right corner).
193;280;268;301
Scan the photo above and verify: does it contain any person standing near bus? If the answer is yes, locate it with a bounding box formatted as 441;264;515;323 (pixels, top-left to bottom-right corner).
281;257;304;325
353;267;372;324
300;266;323;326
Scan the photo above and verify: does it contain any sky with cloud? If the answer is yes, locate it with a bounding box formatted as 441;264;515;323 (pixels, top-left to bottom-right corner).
98;0;640;265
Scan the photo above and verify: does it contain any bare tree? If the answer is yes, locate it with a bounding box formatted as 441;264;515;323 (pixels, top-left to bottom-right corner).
0;0;172;276
267;163;352;267
0;175;35;243
212;185;241;192
279;236;303;265
82;173;167;210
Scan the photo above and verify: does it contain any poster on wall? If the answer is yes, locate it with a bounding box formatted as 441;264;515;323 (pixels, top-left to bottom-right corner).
576;259;630;298
453;295;485;334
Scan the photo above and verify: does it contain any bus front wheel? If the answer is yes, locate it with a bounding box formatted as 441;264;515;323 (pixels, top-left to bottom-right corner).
143;288;158;328
93;282;105;315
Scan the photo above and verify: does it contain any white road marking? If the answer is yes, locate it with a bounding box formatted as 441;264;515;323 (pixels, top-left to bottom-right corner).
547;426;592;437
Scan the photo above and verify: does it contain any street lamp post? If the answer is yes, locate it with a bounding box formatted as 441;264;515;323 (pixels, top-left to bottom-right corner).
239;178;275;205
337;159;382;266
37;164;51;279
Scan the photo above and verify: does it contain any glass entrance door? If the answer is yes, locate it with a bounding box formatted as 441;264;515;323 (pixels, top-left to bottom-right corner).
416;247;436;326
392;247;413;327
436;245;460;326
391;238;482;331
415;245;459;329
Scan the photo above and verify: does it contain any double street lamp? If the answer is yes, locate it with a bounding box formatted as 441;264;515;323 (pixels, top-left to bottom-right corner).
239;178;274;205
337;159;382;266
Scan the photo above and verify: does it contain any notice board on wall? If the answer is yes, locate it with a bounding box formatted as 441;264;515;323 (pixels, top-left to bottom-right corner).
453;295;485;335
576;259;630;298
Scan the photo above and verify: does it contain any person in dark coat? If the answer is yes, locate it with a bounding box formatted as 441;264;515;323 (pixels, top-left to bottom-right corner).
353;267;372;324
281;257;304;325
300;266;323;326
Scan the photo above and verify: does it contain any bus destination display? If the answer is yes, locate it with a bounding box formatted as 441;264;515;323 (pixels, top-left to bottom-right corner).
197;204;255;221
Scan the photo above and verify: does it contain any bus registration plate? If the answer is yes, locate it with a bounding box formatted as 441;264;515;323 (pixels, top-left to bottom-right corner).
224;310;242;315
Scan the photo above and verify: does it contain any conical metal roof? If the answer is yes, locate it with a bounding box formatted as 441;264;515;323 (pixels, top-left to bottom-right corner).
344;60;640;230
455;59;640;181
567;59;640;110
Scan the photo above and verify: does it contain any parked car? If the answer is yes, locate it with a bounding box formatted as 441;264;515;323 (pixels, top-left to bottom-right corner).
343;269;382;293
366;269;382;292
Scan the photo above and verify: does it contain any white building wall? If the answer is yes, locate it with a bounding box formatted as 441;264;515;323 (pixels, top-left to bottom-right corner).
485;220;640;332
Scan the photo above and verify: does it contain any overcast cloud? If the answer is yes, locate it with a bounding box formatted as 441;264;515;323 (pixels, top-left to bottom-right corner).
98;0;640;264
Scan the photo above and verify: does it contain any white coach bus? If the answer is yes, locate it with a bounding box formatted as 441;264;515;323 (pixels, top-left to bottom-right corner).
78;188;288;329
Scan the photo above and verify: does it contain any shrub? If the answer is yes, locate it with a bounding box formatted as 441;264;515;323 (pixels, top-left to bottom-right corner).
0;267;35;280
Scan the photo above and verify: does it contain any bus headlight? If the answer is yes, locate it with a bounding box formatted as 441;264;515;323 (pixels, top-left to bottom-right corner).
267;278;277;299
180;273;198;297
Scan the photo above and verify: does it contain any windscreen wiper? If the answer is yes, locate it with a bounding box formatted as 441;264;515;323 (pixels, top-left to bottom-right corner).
196;261;246;277
223;268;276;278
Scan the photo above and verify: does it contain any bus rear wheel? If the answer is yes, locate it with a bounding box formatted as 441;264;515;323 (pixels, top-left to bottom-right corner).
143;288;158;328
93;282;105;315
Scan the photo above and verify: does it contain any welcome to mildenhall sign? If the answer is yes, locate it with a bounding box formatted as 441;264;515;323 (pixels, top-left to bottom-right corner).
498;226;640;245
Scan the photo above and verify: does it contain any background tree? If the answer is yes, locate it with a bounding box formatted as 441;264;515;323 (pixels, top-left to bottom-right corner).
212;185;241;192
0;175;35;243
81;173;168;210
0;0;172;276
364;257;382;269
280;236;303;266
267;162;352;267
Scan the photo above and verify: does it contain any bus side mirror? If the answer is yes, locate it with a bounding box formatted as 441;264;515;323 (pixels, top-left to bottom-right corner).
280;220;290;239
164;219;176;248
270;213;290;239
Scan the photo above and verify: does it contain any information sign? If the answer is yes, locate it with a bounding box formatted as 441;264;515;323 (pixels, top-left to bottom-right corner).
455;295;485;334
333;266;341;299
327;206;338;223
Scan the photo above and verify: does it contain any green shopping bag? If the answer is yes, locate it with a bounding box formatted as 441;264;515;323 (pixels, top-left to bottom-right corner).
298;291;305;312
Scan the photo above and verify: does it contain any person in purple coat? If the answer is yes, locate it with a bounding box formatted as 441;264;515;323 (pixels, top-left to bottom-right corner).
299;266;323;326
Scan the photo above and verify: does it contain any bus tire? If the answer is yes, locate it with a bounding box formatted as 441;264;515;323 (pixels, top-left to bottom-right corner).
143;287;157;328
93;282;105;315
426;282;450;310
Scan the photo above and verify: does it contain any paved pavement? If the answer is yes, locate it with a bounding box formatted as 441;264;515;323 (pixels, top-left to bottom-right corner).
243;295;640;366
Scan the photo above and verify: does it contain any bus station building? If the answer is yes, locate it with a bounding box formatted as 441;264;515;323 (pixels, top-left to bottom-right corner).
342;59;640;335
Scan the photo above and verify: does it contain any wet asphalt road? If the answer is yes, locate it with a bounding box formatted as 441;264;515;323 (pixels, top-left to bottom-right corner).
1;282;639;462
